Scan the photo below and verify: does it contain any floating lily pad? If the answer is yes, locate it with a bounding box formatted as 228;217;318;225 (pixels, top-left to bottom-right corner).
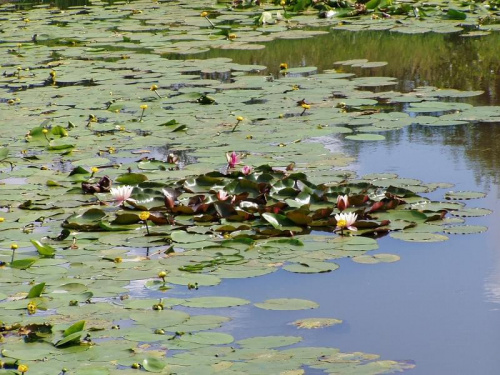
254;298;319;311
292;318;343;329
181;297;250;308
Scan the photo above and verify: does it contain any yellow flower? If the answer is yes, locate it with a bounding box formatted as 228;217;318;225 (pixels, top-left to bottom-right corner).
50;70;56;78
301;103;311;110
280;63;288;70
42;128;49;134
91;167;99;174
236;116;244;122
280;0;286;6
228;33;236;40
140;104;148;110
158;271;167;278
23;18;30;23
0;217;4;222
200;11;208;17
139;211;150;221
18;364;29;373
114;257;122;263
27;301;37;315
11;243;18;250
150;84;158;91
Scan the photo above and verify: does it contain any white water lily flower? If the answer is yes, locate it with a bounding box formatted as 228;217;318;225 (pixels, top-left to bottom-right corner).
335;212;357;231
110;185;133;205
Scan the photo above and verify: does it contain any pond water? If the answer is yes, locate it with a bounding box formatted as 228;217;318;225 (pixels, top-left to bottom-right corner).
168;31;500;374
1;2;500;373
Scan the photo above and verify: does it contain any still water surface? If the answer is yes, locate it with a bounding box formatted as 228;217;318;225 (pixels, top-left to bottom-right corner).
170;30;500;374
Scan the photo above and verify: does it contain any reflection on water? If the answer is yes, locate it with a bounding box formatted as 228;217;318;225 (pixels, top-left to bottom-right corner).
171;30;500;106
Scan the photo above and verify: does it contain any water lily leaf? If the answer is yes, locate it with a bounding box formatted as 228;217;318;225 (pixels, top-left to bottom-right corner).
390;232;448;242
63;320;86;337
443;225;488;235
27;282;45;298
171;231;211;243
30;239;56;257
54;331;83;348
142;357;166;373
345;134;385;141
10;258;37;269
292;318;342;329
352;253;400;264
444;191;486;200
181;297;250;308
1;345;55;360
254;298;319;310
446;9;467;20
116;173;148;185
237;336;303;349
180;332;234;345
450;208;492;217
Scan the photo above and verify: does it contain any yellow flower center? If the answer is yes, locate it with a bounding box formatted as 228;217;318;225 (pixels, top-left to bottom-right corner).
18;364;29;373
140;104;148;110
91;167;99;173
337;219;347;228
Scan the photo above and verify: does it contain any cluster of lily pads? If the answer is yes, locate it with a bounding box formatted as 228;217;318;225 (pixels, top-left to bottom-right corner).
0;0;496;373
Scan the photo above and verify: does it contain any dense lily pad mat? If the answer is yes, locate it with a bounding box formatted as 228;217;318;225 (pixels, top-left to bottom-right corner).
0;0;494;373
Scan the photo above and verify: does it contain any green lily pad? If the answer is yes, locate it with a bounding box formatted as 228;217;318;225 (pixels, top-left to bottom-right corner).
254;298;319;311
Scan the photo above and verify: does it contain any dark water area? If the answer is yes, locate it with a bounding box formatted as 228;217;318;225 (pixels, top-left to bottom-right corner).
167;30;500;374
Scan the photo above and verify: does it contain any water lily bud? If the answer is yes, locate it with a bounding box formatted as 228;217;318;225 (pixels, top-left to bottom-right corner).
131;363;141;369
150;84;158;91
114;257;122;263
301;103;311;110
11;243;18;250
140;104;148;110
236;116;244;122
200;11;208;17
158;271;167;278
91;167;99;174
18;364;29;373
154;328;165;334
280;0;286;6
42;128;49;134
0;218;4;222
280;63;288;70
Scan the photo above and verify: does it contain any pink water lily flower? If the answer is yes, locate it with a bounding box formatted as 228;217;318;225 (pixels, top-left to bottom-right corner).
226;151;240;168
110;185;134;206
336;194;349;211
241;165;252;175
216;190;229;201
335;212;357;232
